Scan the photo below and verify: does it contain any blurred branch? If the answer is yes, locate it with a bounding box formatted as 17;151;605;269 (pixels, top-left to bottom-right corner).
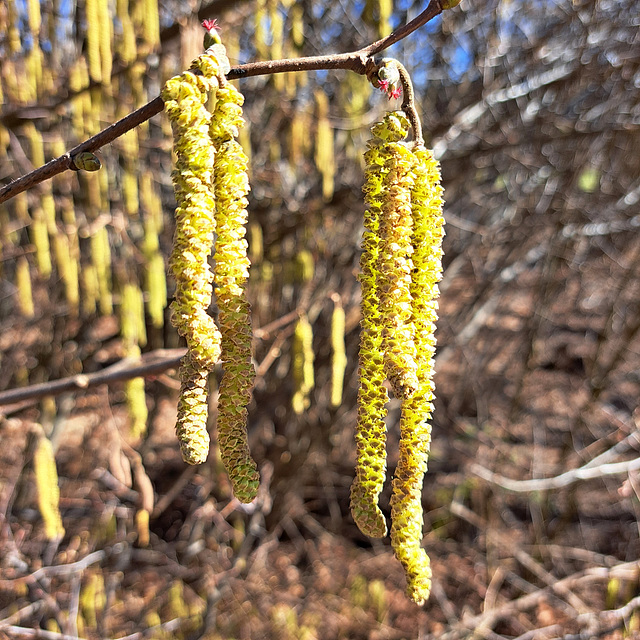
0;0;449;204
0;349;186;408
470;456;640;492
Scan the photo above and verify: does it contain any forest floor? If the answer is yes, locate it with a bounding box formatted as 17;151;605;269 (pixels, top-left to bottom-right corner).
1;275;640;640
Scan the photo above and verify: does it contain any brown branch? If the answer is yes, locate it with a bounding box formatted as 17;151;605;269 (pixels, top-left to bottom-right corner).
0;349;186;407
0;0;448;205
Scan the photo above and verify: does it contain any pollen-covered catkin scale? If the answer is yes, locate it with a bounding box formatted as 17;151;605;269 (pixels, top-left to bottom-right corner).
390;145;445;606
211;84;260;503
350;112;409;538
162;50;229;465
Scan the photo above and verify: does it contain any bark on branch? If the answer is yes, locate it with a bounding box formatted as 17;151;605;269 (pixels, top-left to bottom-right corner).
0;0;447;204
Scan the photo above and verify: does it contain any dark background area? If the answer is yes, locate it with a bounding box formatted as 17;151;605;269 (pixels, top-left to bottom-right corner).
1;0;640;637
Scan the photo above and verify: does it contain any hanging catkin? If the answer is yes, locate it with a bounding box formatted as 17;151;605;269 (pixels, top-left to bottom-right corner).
34;432;65;540
210;83;260;503
389;143;445;606
377;130;419;400
161;51;225;465
350;112;410;538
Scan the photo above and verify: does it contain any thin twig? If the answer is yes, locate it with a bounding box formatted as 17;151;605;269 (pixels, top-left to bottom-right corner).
0;626;89;640
0;349;185;407
0;0;446;204
0;549;106;599
470;456;640;492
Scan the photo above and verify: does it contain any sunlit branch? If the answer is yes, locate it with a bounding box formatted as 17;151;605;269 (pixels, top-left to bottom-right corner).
0;349;186;408
0;0;449;204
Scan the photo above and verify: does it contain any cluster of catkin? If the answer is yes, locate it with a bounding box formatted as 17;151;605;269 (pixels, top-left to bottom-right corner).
161;45;259;503
351;111;445;605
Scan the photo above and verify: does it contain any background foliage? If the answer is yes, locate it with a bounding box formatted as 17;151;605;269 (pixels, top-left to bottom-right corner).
1;0;640;638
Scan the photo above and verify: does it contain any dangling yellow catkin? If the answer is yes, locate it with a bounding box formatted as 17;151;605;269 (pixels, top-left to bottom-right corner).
85;0;102;83
162;50;226;465
314;91;335;202
33;432;65;540
97;0;113;87
16;256;35;318
210;82;260;503
350;113;409;539
377;126;419;400
330;297;347;408
291;314;315;415
389;143;445;606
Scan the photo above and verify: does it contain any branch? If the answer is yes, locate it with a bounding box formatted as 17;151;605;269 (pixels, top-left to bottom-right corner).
0;0;448;205
0;349;185;408
470;456;640;492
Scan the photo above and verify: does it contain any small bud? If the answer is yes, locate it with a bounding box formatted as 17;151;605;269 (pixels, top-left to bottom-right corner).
72;151;101;172
377;62;402;100
202;18;222;49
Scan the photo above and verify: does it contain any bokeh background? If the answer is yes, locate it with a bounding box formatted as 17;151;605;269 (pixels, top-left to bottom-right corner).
1;0;640;638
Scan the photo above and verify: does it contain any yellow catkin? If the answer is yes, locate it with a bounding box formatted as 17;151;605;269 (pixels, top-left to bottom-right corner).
247;222;263;266
25;43;42;101
116;0;137;64
136;508;150;546
350;114;409;538
122;169;139;216
126;373;148;438
80;572;100;628
24;122;45;167
330;299;347;408
27;0;41;35
120;281;149;436
389;144;445;606
91;225;112;315
142;0;160;51
162;50;227;465
7;0;21;54
377;0;393;38
211;83;260;503
291;314;314;415
31;209;52;279
85;0;102;83
314;91;335;202
82;265;99;315
16;256;34;318
254;0;268;59
53;232;80;313
97;0;113;87
0;125;10;159
289;111;306;168
269;1;284;91
33;434;65;540
294;249;314;283
143;216;167;328
291;3;305;48
377;129;419;399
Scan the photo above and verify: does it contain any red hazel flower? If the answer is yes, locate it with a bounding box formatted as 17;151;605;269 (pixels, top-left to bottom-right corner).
202;19;221;32
389;86;402;100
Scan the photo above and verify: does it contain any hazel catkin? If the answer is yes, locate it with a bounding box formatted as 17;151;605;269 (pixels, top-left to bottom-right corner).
350;112;411;538
211;83;260;503
162;51;226;465
389;143;445;606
